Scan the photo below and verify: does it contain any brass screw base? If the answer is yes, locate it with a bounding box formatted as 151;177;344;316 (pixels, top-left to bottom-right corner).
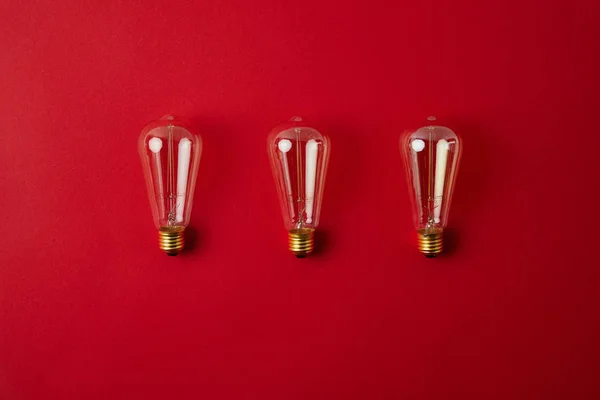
288;228;315;258
158;227;185;256
417;228;443;258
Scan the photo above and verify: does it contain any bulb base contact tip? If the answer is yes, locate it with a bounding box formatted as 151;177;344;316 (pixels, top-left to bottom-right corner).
158;227;185;256
417;228;443;258
288;228;315;257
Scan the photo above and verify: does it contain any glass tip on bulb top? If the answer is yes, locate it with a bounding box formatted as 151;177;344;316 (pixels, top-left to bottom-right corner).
402;117;462;258
268;117;330;257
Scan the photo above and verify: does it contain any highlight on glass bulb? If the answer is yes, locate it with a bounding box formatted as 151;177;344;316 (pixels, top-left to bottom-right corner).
267;117;330;257
138;115;202;255
401;117;461;257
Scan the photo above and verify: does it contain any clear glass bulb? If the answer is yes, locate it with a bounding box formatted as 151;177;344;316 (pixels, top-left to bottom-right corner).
401;117;462;257
138;115;202;255
267;117;330;257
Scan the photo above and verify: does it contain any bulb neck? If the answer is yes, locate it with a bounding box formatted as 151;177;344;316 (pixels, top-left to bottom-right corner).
417;228;443;258
158;226;185;256
288;228;315;258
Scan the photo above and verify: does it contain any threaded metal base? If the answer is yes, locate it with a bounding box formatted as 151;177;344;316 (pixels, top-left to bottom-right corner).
158;226;185;256
417;228;443;258
288;228;315;257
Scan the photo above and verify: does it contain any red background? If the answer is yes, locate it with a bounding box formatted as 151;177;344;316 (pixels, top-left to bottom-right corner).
1;0;600;398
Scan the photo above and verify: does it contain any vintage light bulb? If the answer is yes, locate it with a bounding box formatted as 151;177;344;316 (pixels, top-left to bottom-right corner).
267;117;330;257
138;115;202;255
401;117;462;257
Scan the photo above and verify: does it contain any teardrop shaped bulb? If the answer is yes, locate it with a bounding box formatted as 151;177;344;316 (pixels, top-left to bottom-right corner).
401;118;462;257
267;118;330;257
138;116;202;255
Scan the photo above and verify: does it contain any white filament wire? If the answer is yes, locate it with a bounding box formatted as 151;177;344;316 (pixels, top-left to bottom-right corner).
278;139;292;153
411;139;425;152
434;139;449;223
278;139;294;219
305;139;318;224
149;137;163;153
410;140;423;222
149;138;165;217
176;138;192;223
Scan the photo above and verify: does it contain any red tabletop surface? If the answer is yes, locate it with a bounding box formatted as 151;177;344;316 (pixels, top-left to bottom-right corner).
1;0;600;398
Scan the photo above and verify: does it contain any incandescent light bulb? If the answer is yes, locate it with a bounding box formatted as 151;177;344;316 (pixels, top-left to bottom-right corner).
401;117;462;257
138;115;202;255
267;117;330;257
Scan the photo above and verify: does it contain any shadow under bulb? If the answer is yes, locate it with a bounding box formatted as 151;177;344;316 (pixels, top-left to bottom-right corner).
267;117;331;257
138;115;202;255
401;117;462;257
